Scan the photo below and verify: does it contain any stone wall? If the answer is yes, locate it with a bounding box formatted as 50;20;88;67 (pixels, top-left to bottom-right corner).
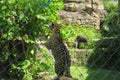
58;0;107;29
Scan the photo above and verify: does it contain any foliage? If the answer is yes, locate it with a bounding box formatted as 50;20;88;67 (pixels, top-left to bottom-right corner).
71;66;120;80
102;12;120;37
89;0;120;71
10;49;54;80
61;24;102;41
60;24;102;49
0;0;63;79
103;0;118;13
102;0;119;37
0;0;63;40
102;0;120;36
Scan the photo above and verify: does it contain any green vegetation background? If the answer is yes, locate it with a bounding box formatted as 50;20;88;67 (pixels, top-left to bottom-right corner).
0;0;120;80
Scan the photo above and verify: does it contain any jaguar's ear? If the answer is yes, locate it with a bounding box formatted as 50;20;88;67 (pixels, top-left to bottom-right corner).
49;22;62;30
49;22;54;30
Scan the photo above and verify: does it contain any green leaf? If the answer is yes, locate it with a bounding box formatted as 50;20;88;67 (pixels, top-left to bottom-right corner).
30;50;34;54
8;0;15;4
2;6;7;10
36;14;47;20
22;60;31;69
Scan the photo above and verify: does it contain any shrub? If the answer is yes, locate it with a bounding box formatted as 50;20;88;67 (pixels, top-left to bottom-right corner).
0;0;63;79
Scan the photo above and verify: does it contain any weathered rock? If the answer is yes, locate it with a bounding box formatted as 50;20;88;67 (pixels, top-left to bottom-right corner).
64;3;81;12
94;9;108;21
59;76;78;80
58;0;107;29
58;10;101;29
64;0;83;3
37;72;54;80
92;0;104;9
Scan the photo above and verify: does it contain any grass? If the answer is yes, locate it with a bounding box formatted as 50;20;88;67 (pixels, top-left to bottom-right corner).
60;24;102;49
71;66;120;80
61;24;102;41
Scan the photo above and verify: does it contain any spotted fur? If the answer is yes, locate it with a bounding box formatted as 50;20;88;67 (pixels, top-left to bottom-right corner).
45;23;72;79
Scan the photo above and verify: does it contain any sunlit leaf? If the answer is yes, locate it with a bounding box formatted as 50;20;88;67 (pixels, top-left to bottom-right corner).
2;6;7;10
8;0;15;3
22;60;31;69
